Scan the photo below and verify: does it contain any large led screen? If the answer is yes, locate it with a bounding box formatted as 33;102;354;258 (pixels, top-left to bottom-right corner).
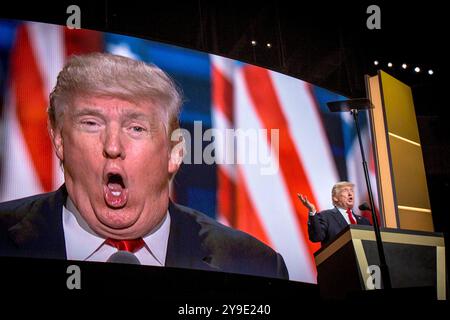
0;20;379;283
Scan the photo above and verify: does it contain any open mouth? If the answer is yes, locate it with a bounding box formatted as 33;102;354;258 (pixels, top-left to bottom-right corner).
103;172;129;208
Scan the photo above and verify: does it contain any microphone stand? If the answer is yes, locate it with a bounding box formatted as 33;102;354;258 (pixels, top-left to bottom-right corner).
351;108;392;290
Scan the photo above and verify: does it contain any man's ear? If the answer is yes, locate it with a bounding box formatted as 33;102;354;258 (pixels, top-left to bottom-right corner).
332;196;338;204
48;123;64;162
168;134;185;175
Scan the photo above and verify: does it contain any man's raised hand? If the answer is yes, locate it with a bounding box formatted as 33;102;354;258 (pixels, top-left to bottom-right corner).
297;193;316;213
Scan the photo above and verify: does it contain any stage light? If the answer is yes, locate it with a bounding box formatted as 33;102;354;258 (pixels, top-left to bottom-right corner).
266;43;272;48
374;60;379;66
428;69;434;75
402;63;407;69
387;62;393;67
251;40;257;46
414;67;421;73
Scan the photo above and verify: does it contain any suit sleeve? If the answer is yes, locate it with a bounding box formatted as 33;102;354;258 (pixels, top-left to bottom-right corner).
357;216;372;226
275;252;289;280
307;213;328;243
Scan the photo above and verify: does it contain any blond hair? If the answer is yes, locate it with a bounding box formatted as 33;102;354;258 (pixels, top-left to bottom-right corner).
331;181;354;205
48;52;183;134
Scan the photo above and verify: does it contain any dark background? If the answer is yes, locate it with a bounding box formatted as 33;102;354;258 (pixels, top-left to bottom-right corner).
1;1;447;236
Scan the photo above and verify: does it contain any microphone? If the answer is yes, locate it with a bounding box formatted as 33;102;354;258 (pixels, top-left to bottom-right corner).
107;251;141;265
358;202;371;211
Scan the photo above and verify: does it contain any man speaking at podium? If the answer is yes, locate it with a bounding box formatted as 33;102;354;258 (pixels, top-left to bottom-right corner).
0;53;288;280
298;181;371;246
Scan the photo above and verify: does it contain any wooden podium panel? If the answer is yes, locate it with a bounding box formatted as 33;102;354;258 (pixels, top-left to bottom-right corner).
367;71;433;231
314;225;446;300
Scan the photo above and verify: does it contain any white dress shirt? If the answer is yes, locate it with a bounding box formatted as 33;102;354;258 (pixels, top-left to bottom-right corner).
336;206;357;225
62;197;170;266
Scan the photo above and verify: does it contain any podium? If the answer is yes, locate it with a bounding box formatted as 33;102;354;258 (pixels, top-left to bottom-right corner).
314;225;446;300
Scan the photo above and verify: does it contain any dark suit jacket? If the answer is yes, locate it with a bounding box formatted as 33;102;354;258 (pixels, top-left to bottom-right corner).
0;185;288;279
308;207;371;246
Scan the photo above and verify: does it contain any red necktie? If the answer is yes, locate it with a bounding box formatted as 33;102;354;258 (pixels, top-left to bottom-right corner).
105;238;145;253
346;208;357;225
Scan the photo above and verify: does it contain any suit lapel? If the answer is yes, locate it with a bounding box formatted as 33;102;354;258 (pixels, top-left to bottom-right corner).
7;185;68;260
165;201;218;272
330;207;349;229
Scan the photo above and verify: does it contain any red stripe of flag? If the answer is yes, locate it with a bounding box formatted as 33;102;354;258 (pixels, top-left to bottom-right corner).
236;169;272;247
212;65;234;122
11;25;53;192
64;28;103;57
217;167;236;225
212;59;237;227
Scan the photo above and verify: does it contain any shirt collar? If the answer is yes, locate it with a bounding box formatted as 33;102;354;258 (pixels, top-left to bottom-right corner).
335;206;355;223
63;197;170;264
335;206;351;213
142;209;170;265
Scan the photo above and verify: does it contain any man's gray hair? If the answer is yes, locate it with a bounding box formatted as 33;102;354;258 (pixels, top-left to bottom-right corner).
48;52;183;134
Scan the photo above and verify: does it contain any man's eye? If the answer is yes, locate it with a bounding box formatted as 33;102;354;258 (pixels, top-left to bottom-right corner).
81;120;98;126
133;126;145;132
130;126;146;133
